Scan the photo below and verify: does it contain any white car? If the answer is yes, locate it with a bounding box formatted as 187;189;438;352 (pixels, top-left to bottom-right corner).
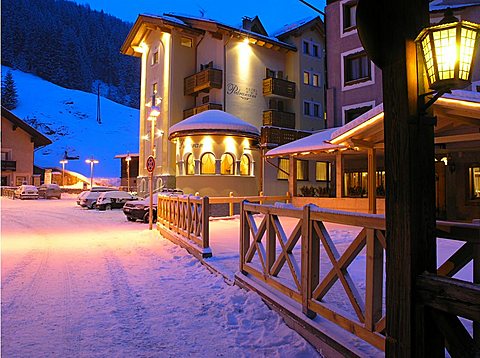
76;187;115;206
14;185;39;200
79;191;103;209
95;191;137;210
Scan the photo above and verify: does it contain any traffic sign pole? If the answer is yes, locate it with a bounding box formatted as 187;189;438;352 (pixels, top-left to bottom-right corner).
146;156;156;230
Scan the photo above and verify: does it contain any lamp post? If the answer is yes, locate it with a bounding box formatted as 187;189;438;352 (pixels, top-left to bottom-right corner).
59;159;68;187
125;154;131;192
147;94;161;230
85;158;99;189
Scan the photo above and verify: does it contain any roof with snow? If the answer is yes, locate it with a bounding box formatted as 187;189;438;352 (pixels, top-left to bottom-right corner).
168;110;260;139
1;106;52;148
266;90;480;157
272;16;324;39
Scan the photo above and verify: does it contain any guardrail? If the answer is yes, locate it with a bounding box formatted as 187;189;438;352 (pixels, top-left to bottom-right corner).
238;202;480;353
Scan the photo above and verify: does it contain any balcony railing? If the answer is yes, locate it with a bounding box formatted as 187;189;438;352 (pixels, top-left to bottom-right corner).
184;68;223;96
261;127;311;148
262;109;295;129
1;160;16;171
262;77;296;99
183;103;223;119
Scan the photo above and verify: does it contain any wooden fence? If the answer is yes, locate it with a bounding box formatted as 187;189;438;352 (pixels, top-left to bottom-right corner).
239;201;480;354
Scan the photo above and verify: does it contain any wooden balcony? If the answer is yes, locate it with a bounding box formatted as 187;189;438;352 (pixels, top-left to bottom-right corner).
1;160;16;171
184;69;223;96
261;127;311;148
262;110;295;129
183;103;223;119
262;77;295;99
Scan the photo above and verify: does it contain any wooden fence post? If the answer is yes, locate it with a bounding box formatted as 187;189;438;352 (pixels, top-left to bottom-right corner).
259;191;264;205
365;228;383;331
266;209;276;275
301;204;319;319
202;196;209;250
286;191;290;204
229;191;234;216
240;200;250;275
187;195;191;240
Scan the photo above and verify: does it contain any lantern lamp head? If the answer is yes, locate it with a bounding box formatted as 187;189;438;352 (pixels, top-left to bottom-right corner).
415;8;480;91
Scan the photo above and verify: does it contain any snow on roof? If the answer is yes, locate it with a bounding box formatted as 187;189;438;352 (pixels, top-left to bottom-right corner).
265;128;341;157
429;0;480;11
443;89;480;103
271;16;318;37
330;104;384;141
140;13;189;26
114;153;139;159
168;110;260;138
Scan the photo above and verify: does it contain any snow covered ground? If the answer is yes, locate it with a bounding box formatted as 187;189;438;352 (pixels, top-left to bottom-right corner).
2;66;139;178
1;197;319;357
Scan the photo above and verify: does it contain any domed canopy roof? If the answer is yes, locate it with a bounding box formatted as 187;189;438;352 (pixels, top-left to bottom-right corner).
168;110;260;139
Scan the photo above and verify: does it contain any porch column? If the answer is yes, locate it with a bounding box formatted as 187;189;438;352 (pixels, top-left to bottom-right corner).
335;152;343;198
288;156;297;197
368;148;377;214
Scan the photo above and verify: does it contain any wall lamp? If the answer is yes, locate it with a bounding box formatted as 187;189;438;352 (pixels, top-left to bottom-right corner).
415;8;479;113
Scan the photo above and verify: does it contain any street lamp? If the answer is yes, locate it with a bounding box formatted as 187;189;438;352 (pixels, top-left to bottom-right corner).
125;154;131;192
59;159;68;187
416;8;480;107
85;157;99;189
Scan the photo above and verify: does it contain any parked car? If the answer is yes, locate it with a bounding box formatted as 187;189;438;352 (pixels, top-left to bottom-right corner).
38;183;62;199
123;189;183;223
14;185;39;200
79;191;103;209
76;187;115;206
96;191;137;211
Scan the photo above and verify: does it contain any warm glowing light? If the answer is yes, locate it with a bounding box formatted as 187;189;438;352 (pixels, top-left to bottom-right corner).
132;42;148;53
85;159;99;164
147;116;157;122
150;106;161;117
141;134;150;141
156;129;164;137
243;37;250;44
330;113;384;145
237;39;252;77
440;156;448;165
125;155;132;162
416;12;480;90
59;159;68;164
437;97;480;109
223;136;237;154
201;136;214;153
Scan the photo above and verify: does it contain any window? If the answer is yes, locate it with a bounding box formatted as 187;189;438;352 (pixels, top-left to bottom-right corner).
266;68;276;78
469;166;480;200
220;153;234;175
16;176;27;186
240;154;250;176
313;74;319;87
1;152;8;161
303;71;310;85
152;82;158;95
304;102;310;116
277;158;308;180
186;153;195;175
181;37;193;47
151;51;158;65
344;105;372;123
201;153;216;174
303;41;309;55
313;104;319;117
344;51;371;85
312;44;319;57
316;162;331;181
343;1;357;31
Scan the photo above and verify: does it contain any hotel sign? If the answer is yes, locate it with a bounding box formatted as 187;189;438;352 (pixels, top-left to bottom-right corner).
226;83;258;101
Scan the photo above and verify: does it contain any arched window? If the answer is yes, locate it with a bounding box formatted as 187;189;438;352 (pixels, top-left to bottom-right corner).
185;153;195;175
220;153;235;175
201;153;216;174
240;154;251;176
140;178;147;193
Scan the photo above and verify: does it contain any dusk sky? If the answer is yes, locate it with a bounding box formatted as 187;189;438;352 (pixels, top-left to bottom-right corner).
73;0;326;33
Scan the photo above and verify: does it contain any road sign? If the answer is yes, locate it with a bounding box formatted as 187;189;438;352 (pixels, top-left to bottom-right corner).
146;156;155;173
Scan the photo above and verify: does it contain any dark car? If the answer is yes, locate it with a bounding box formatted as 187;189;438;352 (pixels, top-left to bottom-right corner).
123;189;183;223
38;183;62;199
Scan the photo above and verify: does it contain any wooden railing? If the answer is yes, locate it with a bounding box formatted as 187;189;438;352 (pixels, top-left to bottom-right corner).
210;192;290;216
183;103;223;119
262;77;296;99
262;109;295;129
184;68;223;96
261;126;311;148
239;202;480;353
157;195;211;258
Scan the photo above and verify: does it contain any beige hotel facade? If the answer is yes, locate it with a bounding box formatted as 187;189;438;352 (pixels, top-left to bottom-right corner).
121;14;327;197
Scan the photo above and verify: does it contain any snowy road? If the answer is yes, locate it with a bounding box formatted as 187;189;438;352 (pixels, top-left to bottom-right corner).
1;198;319;357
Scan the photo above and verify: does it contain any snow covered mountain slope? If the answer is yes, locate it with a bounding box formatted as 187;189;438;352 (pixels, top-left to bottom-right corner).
3;66;139;178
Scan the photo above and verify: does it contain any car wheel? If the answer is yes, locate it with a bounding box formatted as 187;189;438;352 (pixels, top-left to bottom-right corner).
127;216;136;222
90;203;96;209
105;204;112;210
143;212;149;223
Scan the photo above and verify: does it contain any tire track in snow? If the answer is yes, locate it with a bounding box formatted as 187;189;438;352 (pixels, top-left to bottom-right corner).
103;250;168;355
3;247;51;313
62;261;81;357
2;250;38;288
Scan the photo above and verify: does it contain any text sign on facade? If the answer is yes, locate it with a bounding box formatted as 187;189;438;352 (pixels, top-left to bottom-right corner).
146;156;155;173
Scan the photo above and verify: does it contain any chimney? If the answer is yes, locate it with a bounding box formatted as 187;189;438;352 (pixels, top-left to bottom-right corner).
242;16;253;31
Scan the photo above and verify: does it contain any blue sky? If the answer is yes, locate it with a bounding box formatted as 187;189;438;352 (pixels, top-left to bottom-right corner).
73;0;326;33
